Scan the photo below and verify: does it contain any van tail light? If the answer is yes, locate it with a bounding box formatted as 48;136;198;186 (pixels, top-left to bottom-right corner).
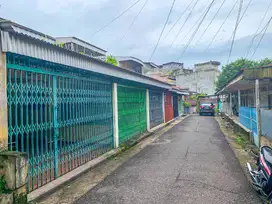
200;106;204;109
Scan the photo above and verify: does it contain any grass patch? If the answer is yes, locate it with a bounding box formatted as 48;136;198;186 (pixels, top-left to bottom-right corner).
235;134;250;149
106;143;132;161
119;143;131;152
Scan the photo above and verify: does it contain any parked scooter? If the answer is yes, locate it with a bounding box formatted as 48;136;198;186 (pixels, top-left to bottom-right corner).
247;146;272;203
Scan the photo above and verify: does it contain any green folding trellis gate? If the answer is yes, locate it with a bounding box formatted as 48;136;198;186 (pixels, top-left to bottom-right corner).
6;53;114;192
117;85;147;144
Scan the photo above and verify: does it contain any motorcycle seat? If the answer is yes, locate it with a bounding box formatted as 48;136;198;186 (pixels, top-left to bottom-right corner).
262;146;272;164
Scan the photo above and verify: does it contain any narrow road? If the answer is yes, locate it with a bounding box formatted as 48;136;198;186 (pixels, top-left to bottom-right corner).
74;116;262;204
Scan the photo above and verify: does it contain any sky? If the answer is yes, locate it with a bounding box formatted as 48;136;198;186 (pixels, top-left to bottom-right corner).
0;0;271;68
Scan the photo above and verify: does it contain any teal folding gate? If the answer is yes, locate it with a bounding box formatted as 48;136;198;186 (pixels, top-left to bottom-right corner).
6;53;114;192
149;91;164;128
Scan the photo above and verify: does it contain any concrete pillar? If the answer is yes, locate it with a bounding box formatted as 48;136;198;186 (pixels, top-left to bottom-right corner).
112;83;119;148
256;79;261;147
229;92;233;116
0;52;8;152
238;90;241;115
162;92;165;123
146;89;150;131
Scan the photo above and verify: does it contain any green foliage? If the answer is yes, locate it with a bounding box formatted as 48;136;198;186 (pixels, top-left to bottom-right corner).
105;55;118;66
189;93;206;100
53;42;65;48
119;143;130;152
192;93;206;113
59;42;64;48
183;101;192;107
14;193;27;204
0;175;11;194
235;134;249;149
216;58;272;90
189;94;197;100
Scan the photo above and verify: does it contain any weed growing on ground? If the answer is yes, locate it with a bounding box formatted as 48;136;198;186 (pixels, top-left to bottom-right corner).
0;175;11;194
235;134;249;148
120;143;131;152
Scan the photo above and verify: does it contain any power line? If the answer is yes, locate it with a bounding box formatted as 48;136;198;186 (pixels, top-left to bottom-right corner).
149;0;176;61
120;0;149;40
238;0;252;23
194;0;227;46
245;0;272;58
251;16;272;59
176;6;208;47
227;0;243;64
178;0;216;61
162;0;195;42
205;0;239;52
91;0;141;37
170;0;200;48
226;0;252;43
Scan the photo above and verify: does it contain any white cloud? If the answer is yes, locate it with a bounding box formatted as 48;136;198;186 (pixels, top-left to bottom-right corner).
36;0;110;14
1;0;271;65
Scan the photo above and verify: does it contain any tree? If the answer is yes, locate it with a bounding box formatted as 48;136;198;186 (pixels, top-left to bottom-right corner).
189;93;206;100
105;55;118;66
216;58;272;90
183;101;192;107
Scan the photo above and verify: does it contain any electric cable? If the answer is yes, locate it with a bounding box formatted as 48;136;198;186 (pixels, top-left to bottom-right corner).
227;0;243;64
170;0;200;48
91;0;142;37
178;0;216;61
245;0;272;58
149;0;176;61
120;0;149;40
194;0;227;46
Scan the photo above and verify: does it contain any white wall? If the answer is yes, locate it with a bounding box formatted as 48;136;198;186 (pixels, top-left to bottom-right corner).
195;64;218;71
176;70;218;95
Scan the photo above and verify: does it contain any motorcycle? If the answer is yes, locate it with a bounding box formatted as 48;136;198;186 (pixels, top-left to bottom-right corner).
247;146;272;203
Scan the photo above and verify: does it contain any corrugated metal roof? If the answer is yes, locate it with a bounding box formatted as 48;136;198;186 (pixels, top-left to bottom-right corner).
0;30;172;89
115;56;145;66
11;25;55;44
56;37;107;52
55;37;107;55
0;18;55;44
243;66;272;79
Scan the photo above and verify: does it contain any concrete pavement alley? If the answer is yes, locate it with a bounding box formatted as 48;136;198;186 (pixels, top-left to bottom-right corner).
74;116;261;204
